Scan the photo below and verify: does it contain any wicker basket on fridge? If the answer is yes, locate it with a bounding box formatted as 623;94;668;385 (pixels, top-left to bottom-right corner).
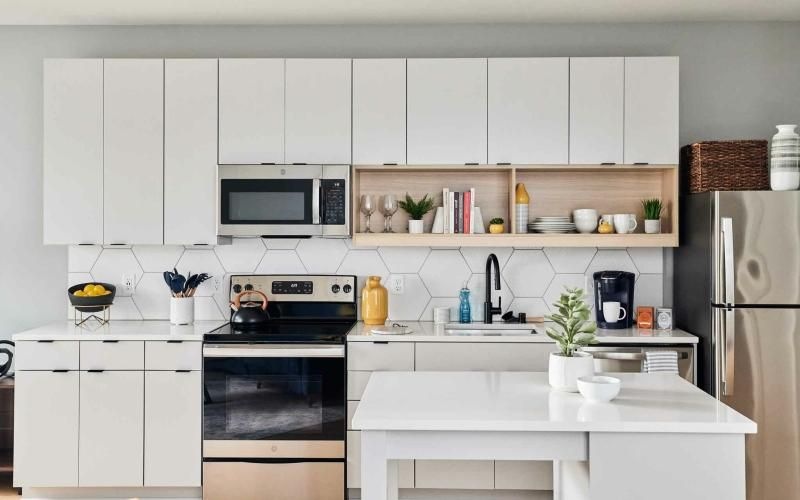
680;140;769;193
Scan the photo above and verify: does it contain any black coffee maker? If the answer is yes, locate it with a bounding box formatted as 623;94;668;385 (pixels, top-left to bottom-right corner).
593;271;635;329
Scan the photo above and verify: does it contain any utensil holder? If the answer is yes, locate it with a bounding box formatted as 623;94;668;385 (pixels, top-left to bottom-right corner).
170;297;195;325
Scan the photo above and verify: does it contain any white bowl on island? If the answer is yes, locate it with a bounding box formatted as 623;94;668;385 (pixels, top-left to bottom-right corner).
577;375;621;403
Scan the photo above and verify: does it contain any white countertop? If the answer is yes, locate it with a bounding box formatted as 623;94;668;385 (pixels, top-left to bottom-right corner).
347;321;698;344
352;371;755;434
12;320;227;341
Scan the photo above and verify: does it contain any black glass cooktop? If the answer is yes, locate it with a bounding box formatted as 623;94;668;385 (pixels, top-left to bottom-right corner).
204;321;354;344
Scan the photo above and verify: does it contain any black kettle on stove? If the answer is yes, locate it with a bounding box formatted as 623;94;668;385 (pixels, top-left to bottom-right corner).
230;290;271;327
0;341;13;378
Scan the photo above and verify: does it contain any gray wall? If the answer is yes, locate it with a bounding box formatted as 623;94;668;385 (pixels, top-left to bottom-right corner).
1;22;799;336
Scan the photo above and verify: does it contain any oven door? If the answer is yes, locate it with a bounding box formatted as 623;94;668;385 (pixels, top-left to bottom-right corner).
218;164;323;236
202;343;346;458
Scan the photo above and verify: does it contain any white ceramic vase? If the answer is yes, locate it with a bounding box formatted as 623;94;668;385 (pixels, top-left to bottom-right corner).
549;352;594;392
431;207;445;234
770;124;800;191
170;297;195;325
644;219;661;234
408;219;424;234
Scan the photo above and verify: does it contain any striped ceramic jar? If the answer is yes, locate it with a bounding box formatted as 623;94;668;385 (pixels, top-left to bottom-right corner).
770;124;800;191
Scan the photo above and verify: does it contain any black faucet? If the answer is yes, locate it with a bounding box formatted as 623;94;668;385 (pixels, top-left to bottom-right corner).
484;253;501;324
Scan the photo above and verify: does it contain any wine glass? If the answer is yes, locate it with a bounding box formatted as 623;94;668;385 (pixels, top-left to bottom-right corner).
360;195;375;233
382;195;398;233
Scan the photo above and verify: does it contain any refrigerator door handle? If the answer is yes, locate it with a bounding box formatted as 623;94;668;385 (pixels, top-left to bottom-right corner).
721;217;735;306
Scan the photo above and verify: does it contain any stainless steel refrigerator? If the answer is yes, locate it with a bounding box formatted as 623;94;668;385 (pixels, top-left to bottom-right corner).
675;191;800;500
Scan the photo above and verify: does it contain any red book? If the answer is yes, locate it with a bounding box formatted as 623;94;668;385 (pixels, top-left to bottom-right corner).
464;191;471;234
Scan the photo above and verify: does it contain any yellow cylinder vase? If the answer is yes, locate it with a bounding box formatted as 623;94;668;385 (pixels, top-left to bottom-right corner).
361;275;388;325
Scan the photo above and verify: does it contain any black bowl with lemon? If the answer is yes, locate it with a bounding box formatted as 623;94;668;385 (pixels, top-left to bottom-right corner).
68;283;116;313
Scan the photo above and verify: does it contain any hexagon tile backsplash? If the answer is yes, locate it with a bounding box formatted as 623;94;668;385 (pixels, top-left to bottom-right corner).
67;239;665;322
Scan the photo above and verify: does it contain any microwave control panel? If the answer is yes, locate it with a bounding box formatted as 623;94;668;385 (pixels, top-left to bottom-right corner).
321;179;346;225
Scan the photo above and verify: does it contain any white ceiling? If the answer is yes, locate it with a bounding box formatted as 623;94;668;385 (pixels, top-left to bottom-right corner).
1;0;799;25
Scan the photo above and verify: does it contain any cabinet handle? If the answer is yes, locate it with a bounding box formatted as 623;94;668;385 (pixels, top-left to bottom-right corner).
109;243;127;246
37;340;54;343
496;162;511;166
175;369;192;373
87;369;105;373
372;341;389;345
102;340;119;343
51;369;69;373
259;162;276;165
292;163;308;165
166;340;184;344
382;163;398;166
465;162;479;166
633;162;649;165
601;162;617;165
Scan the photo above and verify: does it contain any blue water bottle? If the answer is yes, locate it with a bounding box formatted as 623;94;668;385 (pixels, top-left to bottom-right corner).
459;287;471;324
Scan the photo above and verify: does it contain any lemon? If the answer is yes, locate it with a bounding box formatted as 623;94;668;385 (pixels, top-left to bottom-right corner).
103;290;111;295
74;290;86;297
92;284;106;294
83;284;95;293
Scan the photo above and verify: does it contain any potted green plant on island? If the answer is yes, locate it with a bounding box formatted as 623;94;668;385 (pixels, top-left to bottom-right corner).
546;287;598;391
489;217;505;234
398;193;435;234
642;198;663;234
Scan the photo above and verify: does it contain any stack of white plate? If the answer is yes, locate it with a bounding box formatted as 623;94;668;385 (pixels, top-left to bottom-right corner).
528;216;576;234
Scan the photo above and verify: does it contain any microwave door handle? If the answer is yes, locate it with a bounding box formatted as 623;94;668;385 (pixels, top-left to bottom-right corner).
312;178;321;225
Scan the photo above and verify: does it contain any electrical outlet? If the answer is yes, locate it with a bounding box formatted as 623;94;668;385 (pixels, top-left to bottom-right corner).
212;276;222;291
389;275;404;294
121;274;135;296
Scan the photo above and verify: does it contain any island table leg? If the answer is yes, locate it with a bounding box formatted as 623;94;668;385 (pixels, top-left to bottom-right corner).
361;430;399;500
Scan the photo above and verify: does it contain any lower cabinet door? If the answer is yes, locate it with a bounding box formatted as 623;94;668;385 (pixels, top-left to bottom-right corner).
347;431;414;489
14;371;79;487
144;371;202;487
415;460;495;489
495;460;554;490
79;371;144;486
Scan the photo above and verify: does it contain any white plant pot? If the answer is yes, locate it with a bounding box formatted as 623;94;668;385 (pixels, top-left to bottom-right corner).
170;297;195;325
548;352;594;392
408;219;424;234
644;219;661;234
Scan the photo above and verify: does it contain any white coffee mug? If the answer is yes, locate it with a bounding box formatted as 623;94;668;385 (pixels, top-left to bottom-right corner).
602;301;626;324
613;214;638;234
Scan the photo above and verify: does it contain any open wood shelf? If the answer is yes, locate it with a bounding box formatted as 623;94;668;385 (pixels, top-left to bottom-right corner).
351;164;679;248
352;232;678;248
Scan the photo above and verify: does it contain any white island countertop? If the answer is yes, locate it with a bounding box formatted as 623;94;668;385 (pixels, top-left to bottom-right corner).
347;321;697;344
12;320;227;341
352;371;754;434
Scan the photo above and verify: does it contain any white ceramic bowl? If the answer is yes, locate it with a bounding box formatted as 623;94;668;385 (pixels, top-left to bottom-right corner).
577;375;621;403
574;218;598;234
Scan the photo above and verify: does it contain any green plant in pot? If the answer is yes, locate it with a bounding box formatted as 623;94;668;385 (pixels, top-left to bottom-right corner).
642;198;663;234
398;193;434;234
488;217;505;234
545;287;598;391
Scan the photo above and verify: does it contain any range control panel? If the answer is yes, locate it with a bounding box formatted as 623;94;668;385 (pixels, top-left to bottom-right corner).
230;275;356;303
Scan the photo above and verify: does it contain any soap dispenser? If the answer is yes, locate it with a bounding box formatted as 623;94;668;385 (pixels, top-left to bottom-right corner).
459;286;472;324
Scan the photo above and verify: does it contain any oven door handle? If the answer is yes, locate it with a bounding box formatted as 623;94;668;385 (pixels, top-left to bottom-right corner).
203;344;344;358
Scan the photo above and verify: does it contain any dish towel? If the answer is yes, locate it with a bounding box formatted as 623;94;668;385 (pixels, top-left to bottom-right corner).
643;350;679;374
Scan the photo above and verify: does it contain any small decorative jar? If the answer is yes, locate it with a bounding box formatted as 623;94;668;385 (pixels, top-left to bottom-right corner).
770;124;800;191
361;276;388;325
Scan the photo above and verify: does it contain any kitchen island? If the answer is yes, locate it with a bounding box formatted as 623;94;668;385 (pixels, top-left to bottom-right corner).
352;371;755;500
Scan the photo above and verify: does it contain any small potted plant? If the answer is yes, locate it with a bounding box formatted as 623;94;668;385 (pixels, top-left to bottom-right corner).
488;217;505;234
642;198;663;234
398;193;434;234
546;287;598;392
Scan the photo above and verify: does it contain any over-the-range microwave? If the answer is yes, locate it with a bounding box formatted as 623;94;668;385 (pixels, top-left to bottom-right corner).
218;164;349;237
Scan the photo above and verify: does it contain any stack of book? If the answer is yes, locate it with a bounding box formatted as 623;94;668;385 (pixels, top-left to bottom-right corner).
442;188;476;234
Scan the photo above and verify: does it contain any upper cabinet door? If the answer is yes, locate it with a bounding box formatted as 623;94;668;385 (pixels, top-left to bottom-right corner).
488;58;568;164
43;59;103;245
407;58;488;165
164;59;218;245
103;59;164;245
569;57;624;164
624;57;680;164
352;59;406;165
285;59;352;164
218;59;284;165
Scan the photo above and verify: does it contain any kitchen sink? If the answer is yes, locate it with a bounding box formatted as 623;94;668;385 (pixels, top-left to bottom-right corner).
443;323;539;336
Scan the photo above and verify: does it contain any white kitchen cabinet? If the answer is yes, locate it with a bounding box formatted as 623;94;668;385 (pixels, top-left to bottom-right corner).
569;57;624;164
80;340;144;370
103;59;164;245
43;59;104;245
218;59;285;165
415;342;552;371
13;371;79;487
352;59;406;165
15;340;79;371
495;461;553;490
144;371;201;487
407;58;488;164
488;58;569;164
624;57;680;164
164;59;218;245
347;342;414;371
79;370;144;487
285;59;352;164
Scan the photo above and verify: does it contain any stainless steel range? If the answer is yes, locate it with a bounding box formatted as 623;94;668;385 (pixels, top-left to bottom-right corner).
202;274;356;500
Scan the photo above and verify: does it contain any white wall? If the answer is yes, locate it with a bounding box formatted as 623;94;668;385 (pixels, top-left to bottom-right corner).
2;22;800;335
